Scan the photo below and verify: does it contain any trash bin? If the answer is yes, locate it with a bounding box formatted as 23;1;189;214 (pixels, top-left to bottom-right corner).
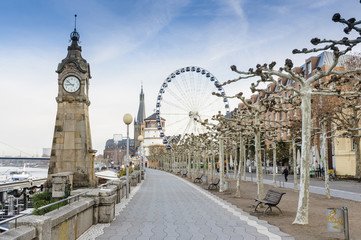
223;181;229;191
327;208;344;233
202;175;208;183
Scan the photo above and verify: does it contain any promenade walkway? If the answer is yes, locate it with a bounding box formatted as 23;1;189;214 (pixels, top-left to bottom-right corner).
83;169;294;240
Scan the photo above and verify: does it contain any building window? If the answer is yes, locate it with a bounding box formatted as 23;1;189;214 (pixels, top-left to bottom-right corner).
287;129;290;136
274;112;277;121
279;112;282;120
307;61;312;74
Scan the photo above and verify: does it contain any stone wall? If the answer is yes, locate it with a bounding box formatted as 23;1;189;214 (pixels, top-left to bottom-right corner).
0;171;142;240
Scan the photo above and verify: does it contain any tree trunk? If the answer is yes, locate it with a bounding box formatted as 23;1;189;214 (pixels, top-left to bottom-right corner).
192;150;196;179
202;151;206;176
188;150;191;178
232;149;238;179
233;150;239;179
354;136;361;178
255;113;264;199
226;153;229;178
292;138;298;191
219;137;225;192
236;134;244;197
196;150;200;177
273;141;277;187
321;120;330;198
174;151;176;172
243;142;247;181
293;88;311;225
211;142;215;182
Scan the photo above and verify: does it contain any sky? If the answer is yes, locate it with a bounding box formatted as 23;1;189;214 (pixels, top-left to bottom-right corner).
0;0;360;157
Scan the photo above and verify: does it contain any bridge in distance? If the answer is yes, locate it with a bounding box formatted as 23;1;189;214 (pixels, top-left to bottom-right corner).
0;157;50;167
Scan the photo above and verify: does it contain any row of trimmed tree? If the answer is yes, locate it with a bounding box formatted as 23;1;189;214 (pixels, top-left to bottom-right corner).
147;12;361;225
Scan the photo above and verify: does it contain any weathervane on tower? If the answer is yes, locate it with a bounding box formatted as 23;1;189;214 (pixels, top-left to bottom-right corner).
70;14;80;43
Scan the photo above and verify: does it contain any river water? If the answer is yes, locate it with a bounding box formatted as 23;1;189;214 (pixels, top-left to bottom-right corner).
0;166;48;182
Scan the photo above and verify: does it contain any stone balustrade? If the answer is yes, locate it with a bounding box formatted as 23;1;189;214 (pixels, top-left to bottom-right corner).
0;170;143;240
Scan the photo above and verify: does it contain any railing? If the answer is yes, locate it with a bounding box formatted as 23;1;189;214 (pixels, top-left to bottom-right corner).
36;191;87;215
0;191;87;232
0;178;47;192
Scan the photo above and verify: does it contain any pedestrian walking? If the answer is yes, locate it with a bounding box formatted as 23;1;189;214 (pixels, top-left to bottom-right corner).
282;167;289;182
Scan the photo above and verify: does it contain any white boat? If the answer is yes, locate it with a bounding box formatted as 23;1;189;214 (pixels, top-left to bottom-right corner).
95;170;118;180
9;164;32;181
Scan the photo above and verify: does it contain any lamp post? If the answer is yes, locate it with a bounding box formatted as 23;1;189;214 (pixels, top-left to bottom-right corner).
138;135;144;183
123;113;133;199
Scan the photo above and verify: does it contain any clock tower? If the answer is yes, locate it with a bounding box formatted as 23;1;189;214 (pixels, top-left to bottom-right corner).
48;18;96;188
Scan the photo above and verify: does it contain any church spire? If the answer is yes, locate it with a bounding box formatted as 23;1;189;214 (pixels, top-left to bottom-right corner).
136;84;145;125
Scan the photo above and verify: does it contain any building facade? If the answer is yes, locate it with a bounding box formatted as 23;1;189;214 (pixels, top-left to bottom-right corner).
238;51;357;176
144;113;165;156
103;138;135;167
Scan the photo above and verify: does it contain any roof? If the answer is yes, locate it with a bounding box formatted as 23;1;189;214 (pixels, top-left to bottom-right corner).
315;51;351;68
104;138;135;149
145;113;165;121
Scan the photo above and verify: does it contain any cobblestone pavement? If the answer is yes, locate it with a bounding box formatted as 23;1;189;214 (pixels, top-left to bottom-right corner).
91;169;293;240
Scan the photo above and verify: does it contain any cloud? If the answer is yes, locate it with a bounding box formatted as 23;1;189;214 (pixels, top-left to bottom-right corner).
227;0;246;18
1;0;361;156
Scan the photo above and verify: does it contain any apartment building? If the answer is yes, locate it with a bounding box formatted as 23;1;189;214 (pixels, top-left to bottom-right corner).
237;51;357;175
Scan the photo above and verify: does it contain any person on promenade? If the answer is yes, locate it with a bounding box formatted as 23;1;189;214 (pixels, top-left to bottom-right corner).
282;167;289;182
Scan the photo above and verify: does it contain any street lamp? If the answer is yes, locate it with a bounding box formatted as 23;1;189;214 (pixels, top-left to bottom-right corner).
123;113;133;199
138;135;144;183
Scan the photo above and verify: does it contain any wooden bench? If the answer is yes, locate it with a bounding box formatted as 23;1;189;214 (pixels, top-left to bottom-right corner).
208;178;220;190
254;189;286;215
193;174;203;183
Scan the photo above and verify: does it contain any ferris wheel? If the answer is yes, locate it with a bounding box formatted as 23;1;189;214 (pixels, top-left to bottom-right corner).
155;66;230;146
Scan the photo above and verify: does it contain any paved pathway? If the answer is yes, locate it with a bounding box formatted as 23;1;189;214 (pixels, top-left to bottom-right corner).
85;169;293;240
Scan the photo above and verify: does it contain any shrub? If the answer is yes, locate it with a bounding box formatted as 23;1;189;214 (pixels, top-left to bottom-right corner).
31;192;68;215
118;167;134;177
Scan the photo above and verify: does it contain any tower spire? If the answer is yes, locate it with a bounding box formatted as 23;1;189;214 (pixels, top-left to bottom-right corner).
74;14;77;31
70;14;80;45
136;85;146;124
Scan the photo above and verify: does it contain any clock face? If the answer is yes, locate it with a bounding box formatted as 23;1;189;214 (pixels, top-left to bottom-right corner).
63;76;80;93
